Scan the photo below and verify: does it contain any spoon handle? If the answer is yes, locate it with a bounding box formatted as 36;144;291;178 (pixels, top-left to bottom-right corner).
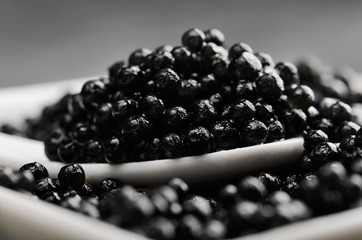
0;133;304;186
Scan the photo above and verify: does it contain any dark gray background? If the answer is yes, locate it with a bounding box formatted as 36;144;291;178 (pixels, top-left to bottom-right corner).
1;0;362;87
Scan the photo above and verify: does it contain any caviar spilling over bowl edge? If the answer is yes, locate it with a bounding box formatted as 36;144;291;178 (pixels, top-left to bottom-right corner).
2;28;362;239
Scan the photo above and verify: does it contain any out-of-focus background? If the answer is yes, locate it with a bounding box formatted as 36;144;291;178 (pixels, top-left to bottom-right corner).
1;0;362;87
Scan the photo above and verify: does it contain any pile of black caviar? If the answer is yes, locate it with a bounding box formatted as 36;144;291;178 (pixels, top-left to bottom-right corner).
2;28;362;239
6;28;359;164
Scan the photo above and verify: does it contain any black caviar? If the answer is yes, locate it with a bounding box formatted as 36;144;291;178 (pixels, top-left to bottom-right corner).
10;28;358;163
2;28;362;240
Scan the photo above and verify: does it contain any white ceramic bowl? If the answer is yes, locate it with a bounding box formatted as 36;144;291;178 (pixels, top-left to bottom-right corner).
1;77;362;240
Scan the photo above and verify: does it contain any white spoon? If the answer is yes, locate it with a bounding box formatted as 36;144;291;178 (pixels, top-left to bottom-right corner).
0;132;304;186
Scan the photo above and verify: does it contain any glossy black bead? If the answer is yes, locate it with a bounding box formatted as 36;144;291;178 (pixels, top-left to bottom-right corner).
339;135;357;152
297;174;321;206
177;214;203;239
275;62;300;89
282;108;307;137
155;68;181;95
72;123;94;143
304;130;329;152
177;79;200;103
254;102;274;122
335;121;360;142
203;219;227;240
81;79;108;104
144;137;161;160
255;73;284;102
231;99;256;125
184;126;213;155
79;183;95;197
101;185;155;227
267;120;286;142
318;162;347;188
274;200;311;224
311;118;335;138
242;120;269;146
144;216;176;240
182;195;213;220
204;28;225;45
58;164;85;190
319;97;352;123
309;142;340;165
82;139;105;163
190;99;218;127
255;52;274;67
211;119;240;150
167;178;189;200
217;184;238;206
111;99;139;122
199;74;218;96
181;28;205;52
153;51;175;70
103;136;128;164
171;46;192;73
288;85;315;111
94;103;113;129
257;173;281;192
108;61;126;82
19;162;49;181
66;93;87;118
268;191;291;206
238;176;267;201
210;54;229;77
209;93;224;112
163;106;189;132
123;115;152;148
282;174;300;196
115;66;141;88
128;48;152;66
99;178;122;195
229;52;262;81
228;42;253;60
161;133;183;158
296;155;314;174
201;42;222;59
34;177;58;197
154;45;174;54
228;200;259;235
44;129;66;161
234;80;256;101
141;96;165;122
